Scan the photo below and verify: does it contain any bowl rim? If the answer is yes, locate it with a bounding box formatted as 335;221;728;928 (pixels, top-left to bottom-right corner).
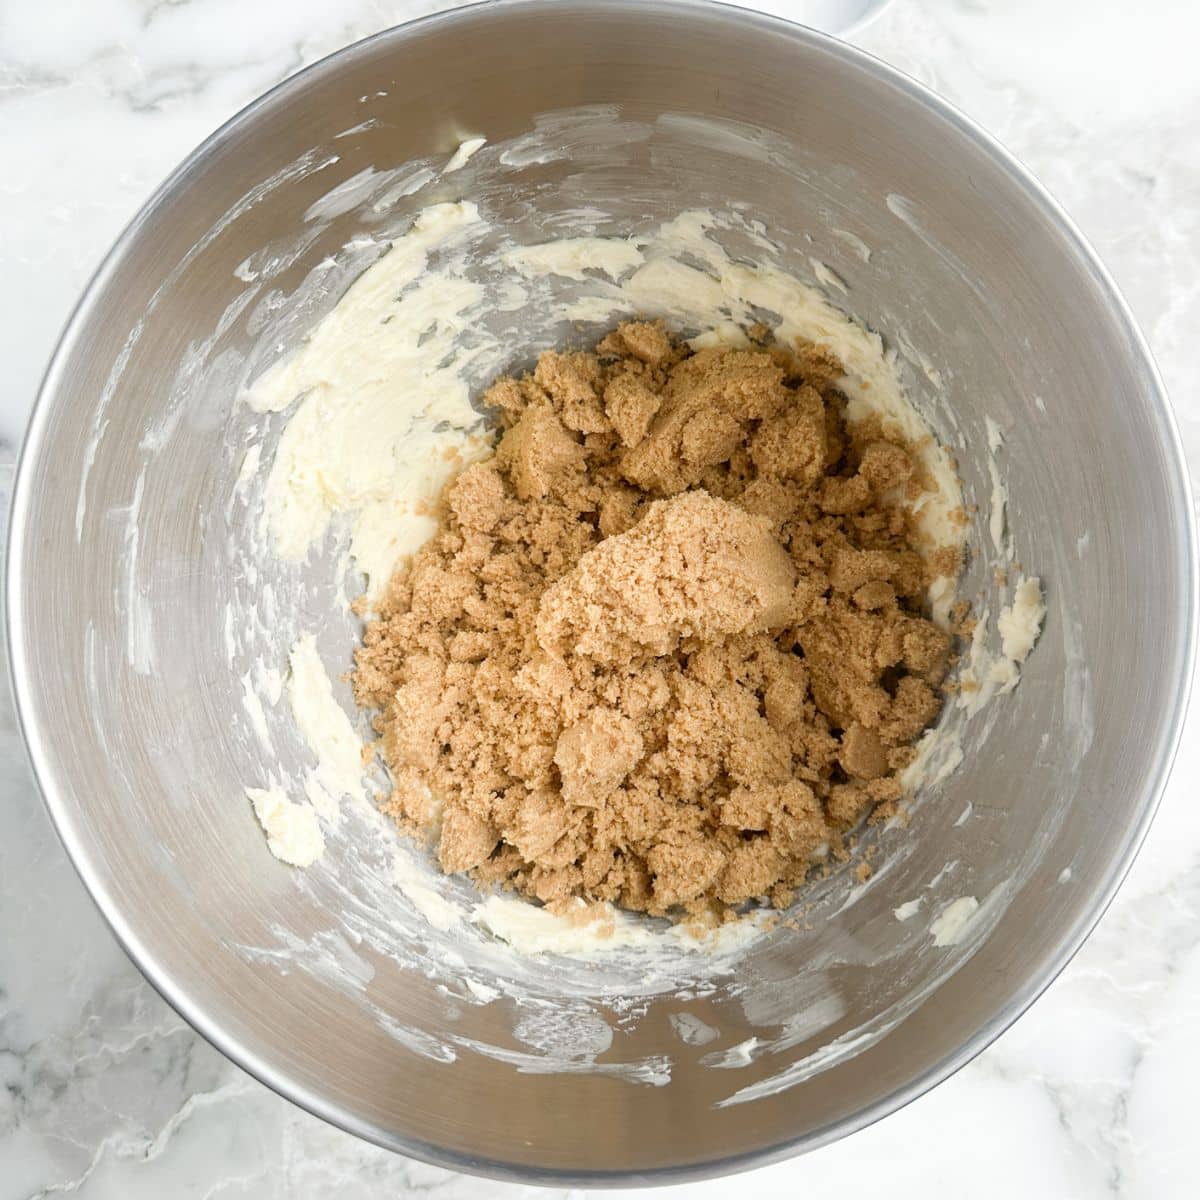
7;0;1197;1186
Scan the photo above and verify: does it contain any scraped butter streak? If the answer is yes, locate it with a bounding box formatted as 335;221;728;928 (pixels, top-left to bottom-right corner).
443;136;486;173
971;416;1046;700
985;416;1008;555
246;785;325;867
930;896;981;947
999;577;1046;663
287;633;368;819
958;574;1046;714
471;895;768;958
244;202;492;598
247;634;367;859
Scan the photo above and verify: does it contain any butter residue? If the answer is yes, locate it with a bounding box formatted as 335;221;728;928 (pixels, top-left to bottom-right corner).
999;576;1047;663
443;136;486;173
669;1012;720;1046
470;894;768;958
240;672;271;750
959;575;1046;712
985;416;1008;556
502;237;642;281
930;895;980;947
245;202;490;597
705;1037;758;1068
392;850;461;932
246;785;325;867
249;633;370;867
288;633;366;820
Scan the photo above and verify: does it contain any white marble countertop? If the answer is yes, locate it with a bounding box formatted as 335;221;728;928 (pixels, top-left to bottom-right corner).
2;1;1199;1196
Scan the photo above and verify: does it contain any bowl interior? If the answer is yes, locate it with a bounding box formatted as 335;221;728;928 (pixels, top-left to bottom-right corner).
9;2;1193;1183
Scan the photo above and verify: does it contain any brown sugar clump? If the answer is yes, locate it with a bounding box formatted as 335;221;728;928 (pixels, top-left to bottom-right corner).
536;490;795;663
354;320;957;921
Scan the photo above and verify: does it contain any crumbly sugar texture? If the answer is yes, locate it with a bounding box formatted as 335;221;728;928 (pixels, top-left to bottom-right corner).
353;322;956;922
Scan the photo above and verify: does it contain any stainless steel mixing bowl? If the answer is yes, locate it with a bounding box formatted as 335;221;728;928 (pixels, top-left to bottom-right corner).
8;0;1195;1185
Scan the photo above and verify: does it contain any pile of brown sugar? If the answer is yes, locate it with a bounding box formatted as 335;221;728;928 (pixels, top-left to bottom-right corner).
353;321;958;922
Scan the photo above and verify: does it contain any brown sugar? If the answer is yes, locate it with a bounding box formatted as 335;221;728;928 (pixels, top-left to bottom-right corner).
354;321;957;921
